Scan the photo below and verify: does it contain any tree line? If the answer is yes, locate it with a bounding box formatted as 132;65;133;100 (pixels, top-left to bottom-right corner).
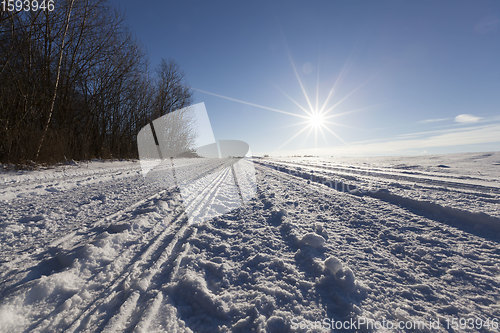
0;0;192;164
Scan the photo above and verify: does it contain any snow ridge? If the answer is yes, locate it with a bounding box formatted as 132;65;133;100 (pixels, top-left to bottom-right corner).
257;159;500;242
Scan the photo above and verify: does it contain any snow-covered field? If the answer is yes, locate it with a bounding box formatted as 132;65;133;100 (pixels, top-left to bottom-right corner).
0;152;499;332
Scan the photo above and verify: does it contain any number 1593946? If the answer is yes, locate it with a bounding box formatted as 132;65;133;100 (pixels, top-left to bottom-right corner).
1;0;55;12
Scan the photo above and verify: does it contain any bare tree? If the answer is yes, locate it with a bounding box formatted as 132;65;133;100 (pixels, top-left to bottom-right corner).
0;0;193;164
153;59;192;118
35;0;76;161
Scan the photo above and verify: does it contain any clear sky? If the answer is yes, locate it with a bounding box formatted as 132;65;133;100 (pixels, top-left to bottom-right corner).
111;0;500;156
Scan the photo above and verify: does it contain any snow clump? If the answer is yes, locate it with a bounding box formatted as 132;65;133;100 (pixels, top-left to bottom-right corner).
300;232;325;248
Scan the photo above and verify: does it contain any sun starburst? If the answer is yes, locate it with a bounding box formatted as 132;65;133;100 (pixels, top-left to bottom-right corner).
194;50;371;153
308;112;325;128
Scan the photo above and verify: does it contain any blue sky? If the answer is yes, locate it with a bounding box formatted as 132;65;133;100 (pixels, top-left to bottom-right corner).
112;0;500;156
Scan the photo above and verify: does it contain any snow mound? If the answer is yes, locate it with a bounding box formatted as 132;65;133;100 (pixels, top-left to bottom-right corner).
0;305;26;332
300;232;325;248
321;255;357;291
269;208;287;225
324;256;343;275
313;222;328;240
314;256;363;318
26;270;83;303
265;315;288;332
169;269;228;320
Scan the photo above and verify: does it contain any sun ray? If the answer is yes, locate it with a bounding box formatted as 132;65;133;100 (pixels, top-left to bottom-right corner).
277;125;311;150
323;105;376;120
323;126;345;144
322;105;378;121
303;125;315;143
314;124;319;148
315;57;320;112
278;120;311;129
275;85;312;116
321;76;374;116
319;125;328;143
318;58;352;114
324;120;356;129
193;42;372;152
286;51;315;113
194;88;309;120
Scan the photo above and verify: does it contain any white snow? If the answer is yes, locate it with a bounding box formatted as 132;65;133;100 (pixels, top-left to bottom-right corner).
1;152;499;332
324;256;343;275
300;232;326;248
0;304;26;332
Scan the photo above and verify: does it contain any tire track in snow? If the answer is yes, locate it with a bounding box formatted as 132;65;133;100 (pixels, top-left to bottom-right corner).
257;160;500;241
67;164;234;332
104;166;235;332
0;170;163;266
266;159;500;194
0;163;140;194
0;186;172;294
26;191;185;332
253;163;499;329
0;160;230;293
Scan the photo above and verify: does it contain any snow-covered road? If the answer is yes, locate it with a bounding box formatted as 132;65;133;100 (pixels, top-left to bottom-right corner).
0;153;499;332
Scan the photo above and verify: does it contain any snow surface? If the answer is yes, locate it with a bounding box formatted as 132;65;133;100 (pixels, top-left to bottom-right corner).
0;152;499;332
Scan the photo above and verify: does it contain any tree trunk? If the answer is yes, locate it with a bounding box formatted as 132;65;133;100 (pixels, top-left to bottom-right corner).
35;0;76;161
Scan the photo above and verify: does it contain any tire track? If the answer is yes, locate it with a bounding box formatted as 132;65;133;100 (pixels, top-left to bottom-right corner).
0;164;139;192
263;159;500;194
253;163;499;330
27;194;185;332
0;172;165;265
256;161;500;241
105;166;233;332
1;159;229;289
0;186;172;293
67;163;234;332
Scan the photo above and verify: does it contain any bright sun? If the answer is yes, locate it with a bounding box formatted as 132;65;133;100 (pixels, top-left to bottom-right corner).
308;112;325;128
195;50;363;150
